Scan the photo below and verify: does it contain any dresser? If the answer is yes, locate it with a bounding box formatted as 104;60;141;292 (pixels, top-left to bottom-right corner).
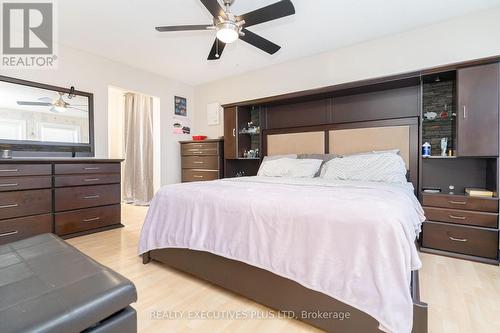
180;139;223;182
421;193;499;264
0;159;123;245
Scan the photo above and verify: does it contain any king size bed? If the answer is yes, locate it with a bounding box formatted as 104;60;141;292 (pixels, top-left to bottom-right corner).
140;119;428;333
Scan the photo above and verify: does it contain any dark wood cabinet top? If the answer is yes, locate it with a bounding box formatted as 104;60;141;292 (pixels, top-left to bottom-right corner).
179;139;223;144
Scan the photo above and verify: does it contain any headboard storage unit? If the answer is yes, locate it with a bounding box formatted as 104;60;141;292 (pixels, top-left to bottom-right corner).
223;56;500;264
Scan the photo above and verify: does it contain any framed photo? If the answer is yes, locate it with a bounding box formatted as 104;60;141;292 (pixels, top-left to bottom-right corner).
174;96;187;117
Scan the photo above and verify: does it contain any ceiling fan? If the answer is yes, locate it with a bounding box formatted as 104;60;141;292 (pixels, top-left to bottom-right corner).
17;91;87;114
155;0;295;60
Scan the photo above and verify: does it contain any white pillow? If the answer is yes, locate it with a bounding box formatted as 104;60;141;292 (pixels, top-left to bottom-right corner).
320;152;408;184
257;158;323;178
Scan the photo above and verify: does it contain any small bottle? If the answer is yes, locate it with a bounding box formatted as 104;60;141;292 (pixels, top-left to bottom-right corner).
422;142;431;157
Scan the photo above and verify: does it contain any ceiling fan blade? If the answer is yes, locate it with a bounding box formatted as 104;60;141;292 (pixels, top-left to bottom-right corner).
237;0;295;27
240;29;280;55
17;101;52;106
200;0;227;19
38;97;53;102
155;25;212;32
208;38;226;60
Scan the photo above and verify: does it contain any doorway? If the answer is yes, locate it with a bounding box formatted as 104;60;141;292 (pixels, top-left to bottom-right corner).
108;86;161;205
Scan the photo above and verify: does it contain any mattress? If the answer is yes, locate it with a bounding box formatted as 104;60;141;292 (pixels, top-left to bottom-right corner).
139;176;425;333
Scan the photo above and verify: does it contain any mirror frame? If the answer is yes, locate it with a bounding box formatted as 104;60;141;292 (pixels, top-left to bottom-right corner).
0;75;95;156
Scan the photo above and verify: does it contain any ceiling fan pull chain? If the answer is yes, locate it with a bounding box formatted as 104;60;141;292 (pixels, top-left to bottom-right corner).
215;37;219;58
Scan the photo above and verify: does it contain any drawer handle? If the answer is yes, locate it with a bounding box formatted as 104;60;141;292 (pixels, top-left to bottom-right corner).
83;217;101;222
0;169;18;173
193;175;204;179
194;162;204;164
0;203;19;209
0;230;18;238
448;236;468;242
83;195;100;199
84;178;100;182
449;215;467;220
449;201;467;205
0;183;19;187
84;167;100;170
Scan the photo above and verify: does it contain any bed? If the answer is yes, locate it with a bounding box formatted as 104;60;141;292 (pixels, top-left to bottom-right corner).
140;118;428;333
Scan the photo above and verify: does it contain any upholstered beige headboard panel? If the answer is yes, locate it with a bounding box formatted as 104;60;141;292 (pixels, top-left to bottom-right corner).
267;131;325;156
329;125;410;167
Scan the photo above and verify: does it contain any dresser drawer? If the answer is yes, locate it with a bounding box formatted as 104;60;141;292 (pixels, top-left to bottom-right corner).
0;214;52;245
55;204;120;236
181;143;220;156
182;156;220;170
54;163;120;175
422;193;498;212
0;164;51;177
0;189;52;220
55;184;121;211
0;176;52;192
182;170;219;182
422;221;499;259
54;174;121;187
424;207;498;228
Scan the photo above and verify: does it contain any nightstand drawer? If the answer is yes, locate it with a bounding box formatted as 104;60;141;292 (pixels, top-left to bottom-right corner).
422;221;499;259
182;170;219;182
182;156;219;170
424;207;498;228
422;193;498;212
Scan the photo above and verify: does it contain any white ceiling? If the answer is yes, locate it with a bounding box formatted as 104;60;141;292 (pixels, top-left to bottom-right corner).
58;0;500;86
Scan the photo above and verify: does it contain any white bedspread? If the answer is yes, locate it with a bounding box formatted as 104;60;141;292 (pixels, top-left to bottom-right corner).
139;177;425;333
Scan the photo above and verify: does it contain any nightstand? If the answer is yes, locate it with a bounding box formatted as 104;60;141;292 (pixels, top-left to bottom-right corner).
420;193;499;264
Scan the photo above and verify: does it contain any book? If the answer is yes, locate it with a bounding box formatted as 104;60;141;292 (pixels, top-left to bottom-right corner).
465;188;494;197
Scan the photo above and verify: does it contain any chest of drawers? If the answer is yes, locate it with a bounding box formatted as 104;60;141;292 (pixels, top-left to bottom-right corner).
420;193;499;264
0;159;123;245
180;139;223;183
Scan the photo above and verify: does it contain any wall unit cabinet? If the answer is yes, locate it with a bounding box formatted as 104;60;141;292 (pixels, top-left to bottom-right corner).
457;63;499;157
221;57;500;264
223;107;237;159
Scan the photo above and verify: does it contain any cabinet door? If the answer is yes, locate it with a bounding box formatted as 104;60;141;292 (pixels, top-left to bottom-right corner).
223;107;237;159
457;63;499;157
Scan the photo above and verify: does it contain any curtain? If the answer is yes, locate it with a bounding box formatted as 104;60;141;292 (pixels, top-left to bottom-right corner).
123;93;154;205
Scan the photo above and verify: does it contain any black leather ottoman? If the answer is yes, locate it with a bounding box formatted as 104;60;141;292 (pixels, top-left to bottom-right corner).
0;234;137;333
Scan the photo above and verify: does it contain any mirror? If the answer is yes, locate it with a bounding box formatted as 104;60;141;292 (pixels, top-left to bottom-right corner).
0;78;91;145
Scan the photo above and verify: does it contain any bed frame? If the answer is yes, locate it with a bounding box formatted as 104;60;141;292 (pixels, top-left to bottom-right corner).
142;118;428;332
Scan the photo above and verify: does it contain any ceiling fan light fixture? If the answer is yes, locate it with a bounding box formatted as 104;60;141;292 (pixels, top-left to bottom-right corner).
216;21;239;44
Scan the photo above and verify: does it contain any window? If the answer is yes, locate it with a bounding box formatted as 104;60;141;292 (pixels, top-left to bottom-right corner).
0;119;26;140
39;123;81;143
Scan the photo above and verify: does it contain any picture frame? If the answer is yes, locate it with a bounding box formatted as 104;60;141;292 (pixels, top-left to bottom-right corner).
174;96;187;117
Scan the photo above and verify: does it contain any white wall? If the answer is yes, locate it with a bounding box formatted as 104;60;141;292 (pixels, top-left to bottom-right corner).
194;8;500;138
1;44;194;185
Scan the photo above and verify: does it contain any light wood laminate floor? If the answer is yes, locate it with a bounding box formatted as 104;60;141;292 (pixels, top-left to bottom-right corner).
67;204;500;333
